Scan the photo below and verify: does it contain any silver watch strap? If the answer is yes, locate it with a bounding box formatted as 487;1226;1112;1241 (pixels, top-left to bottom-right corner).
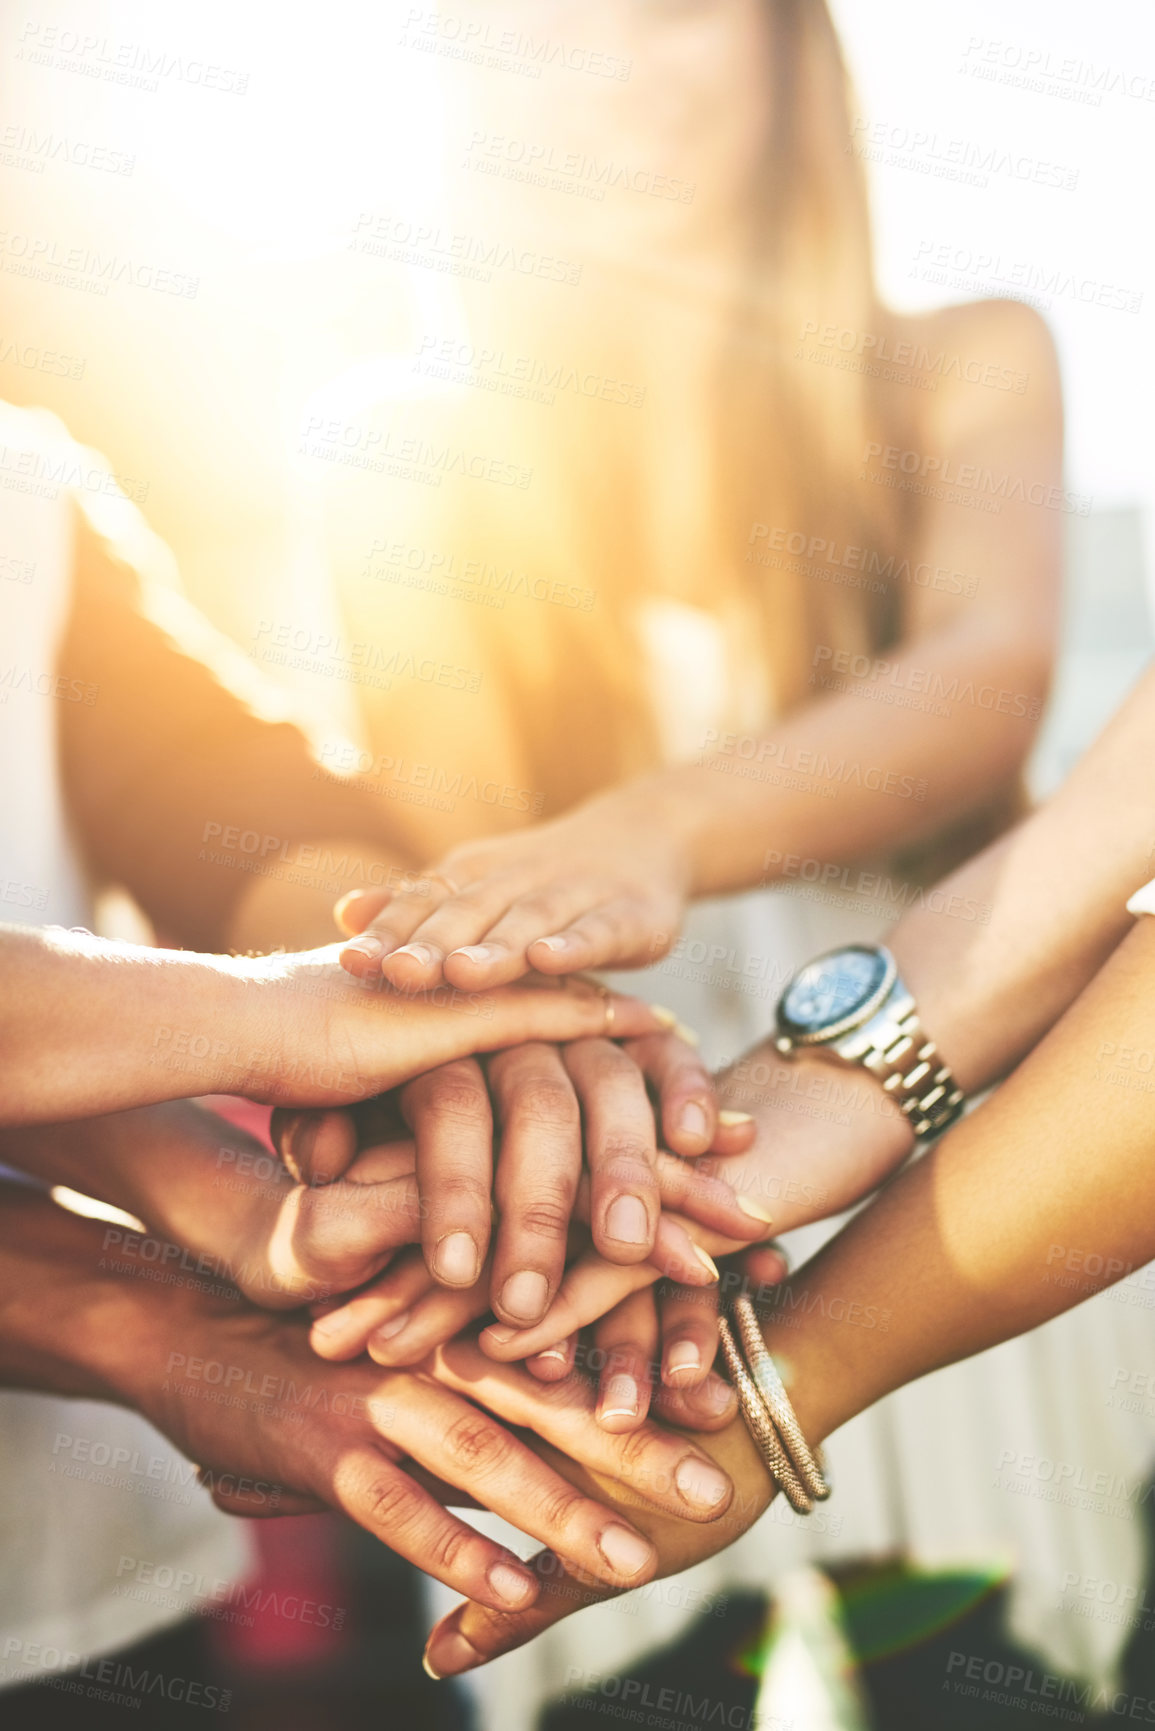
836;987;965;1140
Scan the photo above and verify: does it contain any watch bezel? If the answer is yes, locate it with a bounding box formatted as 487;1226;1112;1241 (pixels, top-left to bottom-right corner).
776;944;897;1047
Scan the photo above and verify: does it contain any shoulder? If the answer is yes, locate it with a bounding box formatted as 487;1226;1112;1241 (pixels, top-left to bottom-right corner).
906;298;1058;378
886;301;1060;441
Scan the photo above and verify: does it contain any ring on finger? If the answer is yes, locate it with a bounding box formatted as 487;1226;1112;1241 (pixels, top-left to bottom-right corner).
572;974;616;1036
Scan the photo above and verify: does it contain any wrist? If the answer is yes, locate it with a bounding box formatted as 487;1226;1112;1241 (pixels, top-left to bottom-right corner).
0;1188;180;1405
586;775;702;895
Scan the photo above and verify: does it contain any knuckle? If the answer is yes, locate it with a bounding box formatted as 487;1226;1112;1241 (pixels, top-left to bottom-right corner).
424;1075;492;1122
438;885;496;921
537;1481;589;1538
423;1522;476;1579
444;1412;514;1476
365;1472;422;1535
613;1425;657;1477
515;1198;574;1241
435;1171;492;1211
509;1078;581;1130
598;1139;656;1185
582;1047;634;1088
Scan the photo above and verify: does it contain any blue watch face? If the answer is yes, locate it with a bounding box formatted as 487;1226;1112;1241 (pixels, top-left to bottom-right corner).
781;947;889;1035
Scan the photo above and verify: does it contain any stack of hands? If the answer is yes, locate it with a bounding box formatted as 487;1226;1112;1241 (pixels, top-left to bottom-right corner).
0;844;917;1682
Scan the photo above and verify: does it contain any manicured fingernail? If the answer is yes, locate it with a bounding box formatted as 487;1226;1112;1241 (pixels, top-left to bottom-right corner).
487;1561;536;1608
665;1340;701;1381
370;1311;411;1344
452;945;494;965
736;1194;776;1226
674;1022;700;1047
394;943;435;967
678;1102;709;1142
534;934;569;953
500;1269;549;1323
651;1005;678;1030
343;934;383;961
423;1629;483;1680
597;1524;655;1580
434;1232;480;1286
675;1454;731;1510
605;1194;649;1245
718;1109;754;1127
692;1245;720;1281
600;1374;640;1419
531;1347;569;1365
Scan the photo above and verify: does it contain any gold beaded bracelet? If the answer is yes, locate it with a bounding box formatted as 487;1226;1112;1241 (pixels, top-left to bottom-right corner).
718;1297;830;1512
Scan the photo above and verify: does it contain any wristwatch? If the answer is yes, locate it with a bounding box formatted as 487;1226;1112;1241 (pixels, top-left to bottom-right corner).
774;944;965;1140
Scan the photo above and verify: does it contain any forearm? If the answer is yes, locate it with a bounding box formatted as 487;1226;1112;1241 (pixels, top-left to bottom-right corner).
0;926;268;1124
891;662;1155;1091
617;617;1048;899
0;1101;284;1278
0;1185;153;1401
776;916;1155;1449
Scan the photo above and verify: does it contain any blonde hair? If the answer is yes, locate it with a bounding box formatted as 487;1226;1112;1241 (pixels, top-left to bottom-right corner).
338;0;918;845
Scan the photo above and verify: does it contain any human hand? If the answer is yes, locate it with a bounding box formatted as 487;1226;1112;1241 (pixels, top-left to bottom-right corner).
212;945;668;1110
0;925;666;1129
455;1035;909;1372
333;784;694;992
574;1242;790;1436
298;1134;763;1370
6;1188;741;1616
272;1030;765;1328
420;1336;776;1679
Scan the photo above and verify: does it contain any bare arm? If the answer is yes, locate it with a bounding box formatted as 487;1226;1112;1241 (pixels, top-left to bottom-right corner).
0;924;662;1125
422;912;1155;1674
340;303;1062;990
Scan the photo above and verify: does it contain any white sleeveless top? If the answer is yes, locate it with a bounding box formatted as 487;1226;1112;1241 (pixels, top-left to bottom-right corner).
0;403;249;1688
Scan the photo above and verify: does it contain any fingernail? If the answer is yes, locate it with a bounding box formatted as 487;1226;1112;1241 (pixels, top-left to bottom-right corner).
487;1561;536;1608
736;1194;776;1226
370;1310;411;1344
678;1102;709;1142
674;1022;700;1048
675;1454;731;1510
531;1347;569;1365
423;1628;483;1680
605;1194;649;1246
434;1232;480;1285
600;1373;640;1419
664;1340;701;1381
482;1326;516;1346
394;943;435;968
692;1245;720;1281
651;1005;678;1030
718;1109;754;1127
534;935;569;953
500;1269;550;1323
452;945;494;965
344;934;383;961
597;1524;655;1580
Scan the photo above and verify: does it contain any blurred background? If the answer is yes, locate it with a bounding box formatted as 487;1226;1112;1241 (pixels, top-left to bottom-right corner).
3;1;1153;1725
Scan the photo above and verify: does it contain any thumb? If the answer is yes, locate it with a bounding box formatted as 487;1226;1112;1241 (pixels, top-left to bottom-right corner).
423;1557;614;1678
334;887;392;936
271;1107;359;1186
